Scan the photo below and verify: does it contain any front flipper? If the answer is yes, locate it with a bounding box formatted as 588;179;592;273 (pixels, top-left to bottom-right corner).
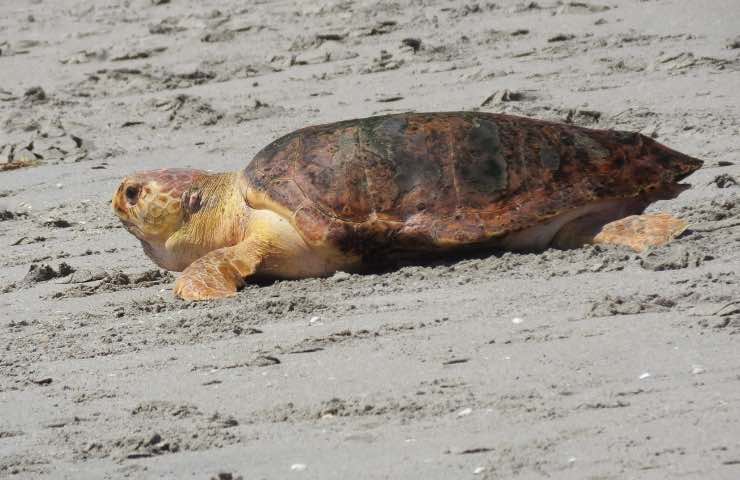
174;241;261;301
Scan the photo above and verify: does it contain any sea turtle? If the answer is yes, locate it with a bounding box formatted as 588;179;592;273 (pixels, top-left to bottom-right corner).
112;112;702;300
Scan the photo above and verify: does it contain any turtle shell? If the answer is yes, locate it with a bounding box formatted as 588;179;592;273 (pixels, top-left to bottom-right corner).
243;112;701;257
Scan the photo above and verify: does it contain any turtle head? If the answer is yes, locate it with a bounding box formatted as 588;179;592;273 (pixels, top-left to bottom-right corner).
113;168;210;270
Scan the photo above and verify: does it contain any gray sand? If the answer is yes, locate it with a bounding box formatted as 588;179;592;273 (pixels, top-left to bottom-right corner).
1;0;739;478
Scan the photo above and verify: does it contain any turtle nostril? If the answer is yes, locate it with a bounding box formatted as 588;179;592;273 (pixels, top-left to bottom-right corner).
125;185;141;205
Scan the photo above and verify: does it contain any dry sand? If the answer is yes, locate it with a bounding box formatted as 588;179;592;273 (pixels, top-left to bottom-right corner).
1;0;739;478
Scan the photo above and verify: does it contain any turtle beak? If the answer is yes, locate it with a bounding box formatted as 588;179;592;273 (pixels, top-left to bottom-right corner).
121;220;144;239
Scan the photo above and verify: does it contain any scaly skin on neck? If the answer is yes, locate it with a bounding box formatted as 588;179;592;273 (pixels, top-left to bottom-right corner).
165;172;250;266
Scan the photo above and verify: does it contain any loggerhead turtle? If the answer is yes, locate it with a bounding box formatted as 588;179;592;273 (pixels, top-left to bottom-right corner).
112;112;702;300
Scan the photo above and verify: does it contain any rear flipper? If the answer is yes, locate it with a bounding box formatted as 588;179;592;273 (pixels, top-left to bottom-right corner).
552;212;688;253
593;213;688;252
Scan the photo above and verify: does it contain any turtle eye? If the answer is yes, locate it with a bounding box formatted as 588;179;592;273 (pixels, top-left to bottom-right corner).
124;185;141;205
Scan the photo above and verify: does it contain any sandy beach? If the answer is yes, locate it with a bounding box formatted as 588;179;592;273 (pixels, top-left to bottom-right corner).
1;0;739;478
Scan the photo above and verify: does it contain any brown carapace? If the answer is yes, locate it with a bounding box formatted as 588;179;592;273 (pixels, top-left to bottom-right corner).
114;112;703;300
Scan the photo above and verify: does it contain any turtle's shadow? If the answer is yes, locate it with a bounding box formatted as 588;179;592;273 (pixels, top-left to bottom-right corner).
249;246;514;287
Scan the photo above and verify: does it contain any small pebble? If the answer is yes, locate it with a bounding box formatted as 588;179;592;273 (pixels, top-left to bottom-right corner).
401;37;422;52
511;317;523;324
691;365;705;375
24;86;47;103
457;407;472;417
332;271;350;281
290;463;307;472
639;372;651;380
308;316;322;326
548;33;575;42
473;466;485;474
568;457;577;463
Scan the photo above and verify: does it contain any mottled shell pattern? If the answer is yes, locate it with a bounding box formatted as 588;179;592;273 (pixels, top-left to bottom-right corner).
244;112;701;258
